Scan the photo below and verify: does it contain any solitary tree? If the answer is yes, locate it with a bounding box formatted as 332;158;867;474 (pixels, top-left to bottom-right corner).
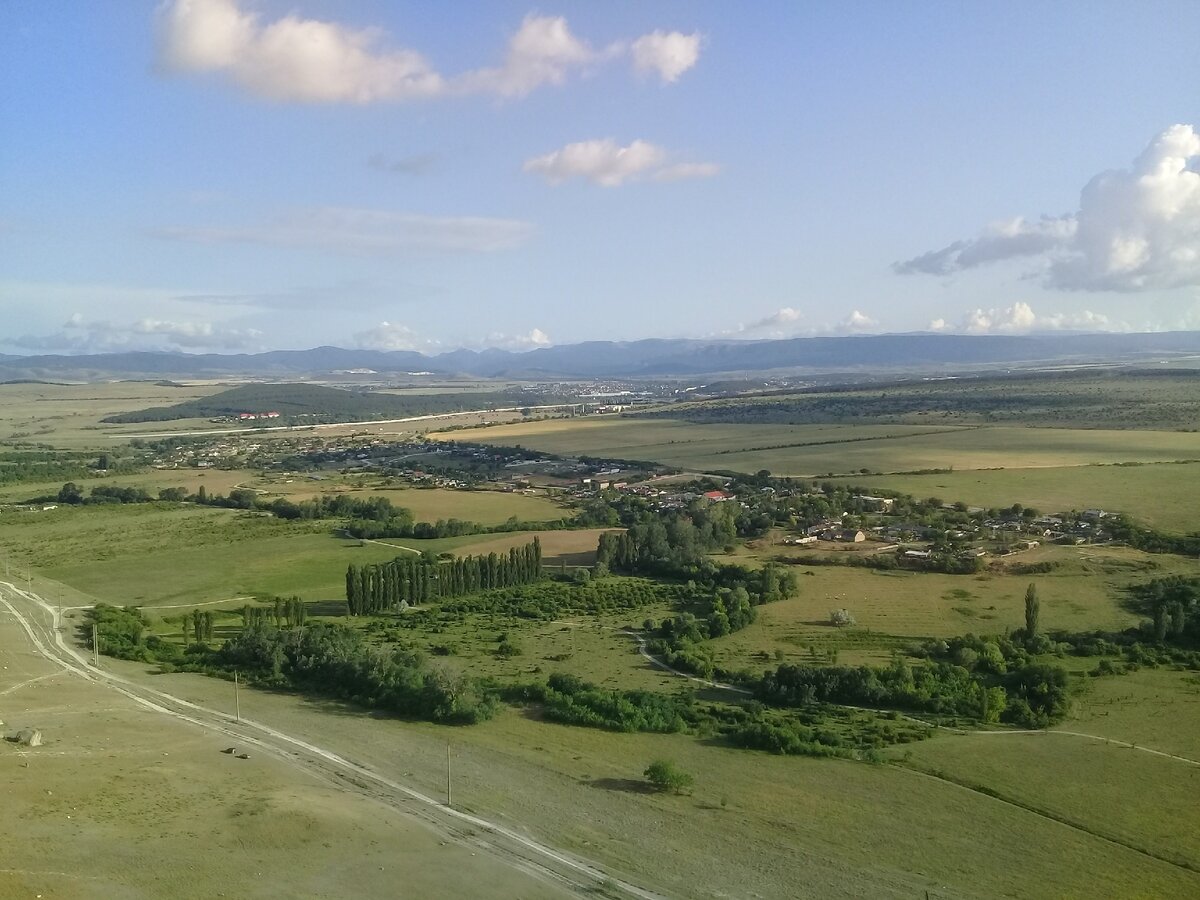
644;759;694;795
1024;584;1040;642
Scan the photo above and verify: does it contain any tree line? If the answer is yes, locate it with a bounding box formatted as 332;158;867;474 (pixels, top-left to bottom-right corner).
345;538;543;615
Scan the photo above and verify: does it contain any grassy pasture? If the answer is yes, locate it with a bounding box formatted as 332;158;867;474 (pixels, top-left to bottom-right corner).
252;479;569;525
702;543;1200;669
0;467;569;527
849;461;1200;533
1063;665;1200;761
436;418;969;468
438;417;1200;476
0;466;254;503
0;380;224;445
897;726;1200;872
105;657;1200;900
0;502;611;607
381;606;682;693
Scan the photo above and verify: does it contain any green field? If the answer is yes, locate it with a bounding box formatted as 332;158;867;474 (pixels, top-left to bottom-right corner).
439;417;1200;475
253;479;569;525
0;503;611;607
0;380;224;445
898;731;1200;871
849;461;1200;533
701;543;1199;668
7;374;1200;898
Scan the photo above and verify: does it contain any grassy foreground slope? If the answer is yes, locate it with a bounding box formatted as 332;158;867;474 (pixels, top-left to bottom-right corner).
103;658;1200;900
0;611;567;900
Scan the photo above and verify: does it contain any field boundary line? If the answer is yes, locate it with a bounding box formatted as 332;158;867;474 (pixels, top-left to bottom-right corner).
894;763;1200;877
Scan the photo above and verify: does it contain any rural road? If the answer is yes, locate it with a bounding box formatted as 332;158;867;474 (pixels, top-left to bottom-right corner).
0;581;663;900
116;404;580;439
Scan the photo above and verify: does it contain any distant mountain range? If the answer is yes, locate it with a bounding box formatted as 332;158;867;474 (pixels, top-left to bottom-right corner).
2;331;1200;380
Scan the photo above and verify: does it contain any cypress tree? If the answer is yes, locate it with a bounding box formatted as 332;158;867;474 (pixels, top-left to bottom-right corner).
1024;583;1040;642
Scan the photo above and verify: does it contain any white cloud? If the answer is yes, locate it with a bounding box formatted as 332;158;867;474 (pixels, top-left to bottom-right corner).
483;328;553;350
351;321;437;352
524;139;717;187
152;207;534;255
897;124;1200;292
631;31;701;83
130;317;263;347
725;307;803;337
157;0;443;103
833;310;878;334
929;301;1120;334
457;14;600;98
156;2;702;103
7;313;262;353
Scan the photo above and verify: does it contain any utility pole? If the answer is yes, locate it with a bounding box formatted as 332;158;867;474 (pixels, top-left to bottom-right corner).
446;741;452;808
92;623;99;667
234;671;241;723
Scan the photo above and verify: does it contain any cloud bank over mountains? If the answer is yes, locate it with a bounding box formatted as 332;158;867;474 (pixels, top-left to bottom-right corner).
897;124;1200;293
156;0;702;103
928;302;1119;335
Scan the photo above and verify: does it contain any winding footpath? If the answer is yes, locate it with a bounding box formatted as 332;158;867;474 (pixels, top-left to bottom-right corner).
617;627;1200;767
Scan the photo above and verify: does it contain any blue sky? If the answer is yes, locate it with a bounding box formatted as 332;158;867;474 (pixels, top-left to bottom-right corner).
2;1;1200;354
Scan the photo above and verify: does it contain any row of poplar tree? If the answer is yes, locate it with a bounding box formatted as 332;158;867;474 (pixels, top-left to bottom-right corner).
345;538;543;616
241;596;309;629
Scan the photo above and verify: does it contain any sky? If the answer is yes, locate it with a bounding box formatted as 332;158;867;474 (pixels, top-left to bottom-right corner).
3;0;1200;355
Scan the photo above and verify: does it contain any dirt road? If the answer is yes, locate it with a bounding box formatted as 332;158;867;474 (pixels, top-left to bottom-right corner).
0;580;660;899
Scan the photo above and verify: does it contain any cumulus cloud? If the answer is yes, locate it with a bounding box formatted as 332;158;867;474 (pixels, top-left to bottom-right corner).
524;139;717;187
833;310;878;334
928;301;1120;334
6;313;262;353
351;321;439;352
156;0;443;102
156;2;702;103
152;207;533;255
483;328;552;350
631;30;702;83
457;14;601;98
896;124;1200;292
719;307;879;339
723;307;804;338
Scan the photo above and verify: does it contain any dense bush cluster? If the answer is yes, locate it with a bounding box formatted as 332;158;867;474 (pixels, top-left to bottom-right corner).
533;673;692;733
216;623;497;723
756;651;1070;729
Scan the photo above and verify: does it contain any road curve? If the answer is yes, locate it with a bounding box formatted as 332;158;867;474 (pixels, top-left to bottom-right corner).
0;581;663;900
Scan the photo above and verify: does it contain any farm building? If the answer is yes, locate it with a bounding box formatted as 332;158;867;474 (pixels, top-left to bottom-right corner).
823;529;866;543
855;495;895;512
